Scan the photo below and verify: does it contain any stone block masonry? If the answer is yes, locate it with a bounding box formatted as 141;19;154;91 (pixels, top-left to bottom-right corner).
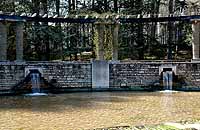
110;62;200;90
40;62;92;88
109;62;160;88
1;61;200;92
0;62;92;90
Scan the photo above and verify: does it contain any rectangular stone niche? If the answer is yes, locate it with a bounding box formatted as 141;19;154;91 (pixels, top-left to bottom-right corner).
159;65;176;75
25;67;43;77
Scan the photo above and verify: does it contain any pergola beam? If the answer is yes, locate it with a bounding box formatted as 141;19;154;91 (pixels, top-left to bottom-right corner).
0;14;200;23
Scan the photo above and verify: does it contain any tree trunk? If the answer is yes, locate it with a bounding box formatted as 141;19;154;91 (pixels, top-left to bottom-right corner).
104;0;108;12
138;21;144;60
10;0;15;12
167;0;175;60
68;0;71;13
149;0;161;53
32;0;40;15
92;0;95;10
56;0;60;16
136;0;144;60
113;0;118;13
72;0;76;11
56;0;63;60
41;0;49;61
41;0;48;14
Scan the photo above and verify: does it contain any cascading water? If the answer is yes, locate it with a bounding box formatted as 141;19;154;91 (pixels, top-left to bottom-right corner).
159;70;178;93
31;73;41;93
163;71;173;90
25;69;47;96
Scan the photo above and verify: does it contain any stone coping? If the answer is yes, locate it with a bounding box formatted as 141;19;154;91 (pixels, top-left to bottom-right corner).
1;60;200;66
109;60;198;64
0;61;91;65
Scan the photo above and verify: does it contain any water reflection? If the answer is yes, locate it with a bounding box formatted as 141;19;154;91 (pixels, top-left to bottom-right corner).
0;92;200;129
160;93;174;119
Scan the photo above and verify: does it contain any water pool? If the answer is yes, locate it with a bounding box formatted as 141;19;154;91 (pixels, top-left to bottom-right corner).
0;92;200;130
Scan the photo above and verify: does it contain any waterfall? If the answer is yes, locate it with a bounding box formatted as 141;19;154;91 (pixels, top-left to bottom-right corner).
25;69;47;96
31;73;41;93
163;71;173;90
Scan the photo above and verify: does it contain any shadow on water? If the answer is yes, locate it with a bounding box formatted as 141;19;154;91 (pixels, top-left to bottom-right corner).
0;91;191;113
0;92;145;112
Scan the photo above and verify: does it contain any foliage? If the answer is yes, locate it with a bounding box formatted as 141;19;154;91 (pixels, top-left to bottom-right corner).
0;0;199;61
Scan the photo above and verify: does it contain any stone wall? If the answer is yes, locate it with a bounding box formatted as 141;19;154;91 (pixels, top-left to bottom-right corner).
1;61;200;92
109;62;200;90
109;62;160;88
176;63;200;89
0;62;92;90
0;63;25;90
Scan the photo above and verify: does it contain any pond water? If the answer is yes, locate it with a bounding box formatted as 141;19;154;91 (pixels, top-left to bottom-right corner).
0;92;200;130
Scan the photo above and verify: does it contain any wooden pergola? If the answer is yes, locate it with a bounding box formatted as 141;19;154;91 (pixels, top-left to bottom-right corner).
0;13;200;61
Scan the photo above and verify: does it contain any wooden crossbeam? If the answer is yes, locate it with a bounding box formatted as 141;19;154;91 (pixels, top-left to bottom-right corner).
0;14;200;23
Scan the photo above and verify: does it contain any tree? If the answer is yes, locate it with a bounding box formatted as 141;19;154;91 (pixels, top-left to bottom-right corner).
113;0;118;13
1;0;199;61
167;0;175;59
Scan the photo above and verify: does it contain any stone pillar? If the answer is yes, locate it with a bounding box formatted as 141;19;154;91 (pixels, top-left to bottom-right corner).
15;22;24;61
112;24;119;61
96;23;105;60
92;60;109;89
0;22;7;61
192;20;200;60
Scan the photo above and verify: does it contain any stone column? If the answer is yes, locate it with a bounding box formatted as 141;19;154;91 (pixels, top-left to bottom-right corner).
192;20;200;60
15;22;24;61
112;24;119;61
96;23;105;60
92;60;109;89
0;22;7;61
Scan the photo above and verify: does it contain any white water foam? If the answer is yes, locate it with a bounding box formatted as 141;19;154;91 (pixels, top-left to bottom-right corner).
159;90;179;93
24;93;48;96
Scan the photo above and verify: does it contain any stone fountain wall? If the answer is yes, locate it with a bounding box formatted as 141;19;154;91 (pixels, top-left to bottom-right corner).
0;64;25;90
110;62;200;90
0;62;92;91
109;62;160;88
1;61;200;92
